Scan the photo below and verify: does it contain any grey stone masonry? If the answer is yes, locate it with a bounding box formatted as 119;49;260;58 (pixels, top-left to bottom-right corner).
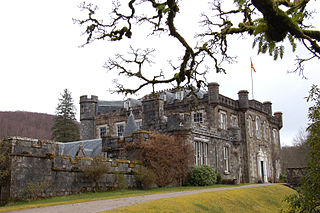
80;82;283;184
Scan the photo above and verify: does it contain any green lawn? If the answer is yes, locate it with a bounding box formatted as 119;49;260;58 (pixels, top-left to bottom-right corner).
0;184;249;212
103;185;296;213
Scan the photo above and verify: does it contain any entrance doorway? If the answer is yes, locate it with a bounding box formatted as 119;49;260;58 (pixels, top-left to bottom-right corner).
260;161;264;181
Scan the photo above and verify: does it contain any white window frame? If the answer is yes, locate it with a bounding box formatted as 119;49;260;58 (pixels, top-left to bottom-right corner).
223;146;229;173
135;119;142;130
194;141;208;166
115;122;125;137
220;111;227;130
96;124;108;139
194;142;198;165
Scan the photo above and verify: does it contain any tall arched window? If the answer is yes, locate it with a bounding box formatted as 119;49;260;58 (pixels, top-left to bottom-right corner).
256;116;261;139
223;146;229;173
263;121;268;140
248;116;253;137
273;129;278;144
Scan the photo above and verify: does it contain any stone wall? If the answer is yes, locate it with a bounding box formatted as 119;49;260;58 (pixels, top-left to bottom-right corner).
287;167;307;188
0;137;140;202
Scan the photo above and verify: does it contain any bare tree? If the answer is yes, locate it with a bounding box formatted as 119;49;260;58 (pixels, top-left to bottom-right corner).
124;132;194;187
75;0;320;94
281;128;310;173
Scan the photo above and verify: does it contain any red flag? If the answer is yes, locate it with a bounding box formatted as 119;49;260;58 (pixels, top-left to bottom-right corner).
251;60;256;72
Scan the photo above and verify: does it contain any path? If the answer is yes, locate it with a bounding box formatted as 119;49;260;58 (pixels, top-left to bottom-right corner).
9;183;279;213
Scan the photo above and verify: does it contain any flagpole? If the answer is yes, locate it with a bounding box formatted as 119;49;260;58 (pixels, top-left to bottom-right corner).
250;57;254;100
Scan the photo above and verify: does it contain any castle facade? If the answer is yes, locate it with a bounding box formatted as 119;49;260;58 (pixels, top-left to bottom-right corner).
80;83;282;183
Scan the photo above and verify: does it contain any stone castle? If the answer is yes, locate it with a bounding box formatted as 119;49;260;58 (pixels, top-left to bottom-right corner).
80;83;283;183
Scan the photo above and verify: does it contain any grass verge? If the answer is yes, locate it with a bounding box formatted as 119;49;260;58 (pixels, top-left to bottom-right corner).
103;185;296;213
0;184;249;212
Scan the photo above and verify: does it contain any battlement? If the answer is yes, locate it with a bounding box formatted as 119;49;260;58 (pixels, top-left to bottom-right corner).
80;95;98;103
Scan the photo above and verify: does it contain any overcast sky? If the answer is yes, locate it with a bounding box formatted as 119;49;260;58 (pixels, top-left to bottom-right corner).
1;0;319;146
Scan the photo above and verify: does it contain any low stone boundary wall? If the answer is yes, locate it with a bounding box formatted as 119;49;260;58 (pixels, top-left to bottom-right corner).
0;137;141;203
286;167;307;188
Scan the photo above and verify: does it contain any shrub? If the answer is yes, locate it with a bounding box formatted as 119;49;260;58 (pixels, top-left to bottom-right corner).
135;167;156;190
24;182;48;201
0;139;11;185
83;155;109;191
279;173;287;182
186;165;217;186
113;171;127;190
216;172;222;184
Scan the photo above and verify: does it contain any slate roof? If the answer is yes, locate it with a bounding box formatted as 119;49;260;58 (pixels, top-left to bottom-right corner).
57;139;102;158
97;100;124;113
123;110;138;136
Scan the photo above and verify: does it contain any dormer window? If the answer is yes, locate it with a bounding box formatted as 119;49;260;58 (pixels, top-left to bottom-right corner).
124;100;131;110
175;90;184;100
163;94;167;101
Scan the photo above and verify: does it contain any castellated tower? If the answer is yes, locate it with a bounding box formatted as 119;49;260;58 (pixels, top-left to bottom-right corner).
79;95;98;140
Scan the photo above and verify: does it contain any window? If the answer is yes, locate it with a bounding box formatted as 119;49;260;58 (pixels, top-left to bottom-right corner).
273;129;278;144
220;111;227;130
80;104;85;113
124;100;131;110
100;127;106;138
136;119;142;129
231;115;238;127
256;116;261;139
96;125;108;138
223;146;229;173
175;90;184;100
194;141;208;166
116;123;125;137
263;121;268;140
163;94;167;101
248;116;253;137
194;113;203;123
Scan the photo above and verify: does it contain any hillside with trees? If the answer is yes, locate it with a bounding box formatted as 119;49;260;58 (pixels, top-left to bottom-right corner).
0;111;56;140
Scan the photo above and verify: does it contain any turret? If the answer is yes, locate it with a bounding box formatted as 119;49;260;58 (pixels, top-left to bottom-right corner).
142;95;164;131
274;112;283;129
79;95;98;140
208;82;220;104
263;101;272;116
238;90;249;110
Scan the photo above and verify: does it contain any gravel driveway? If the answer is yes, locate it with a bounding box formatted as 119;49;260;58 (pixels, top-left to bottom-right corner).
9;183;278;213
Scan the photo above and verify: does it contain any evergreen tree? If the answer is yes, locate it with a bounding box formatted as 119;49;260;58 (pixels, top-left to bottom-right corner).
285;85;320;212
51;89;79;142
